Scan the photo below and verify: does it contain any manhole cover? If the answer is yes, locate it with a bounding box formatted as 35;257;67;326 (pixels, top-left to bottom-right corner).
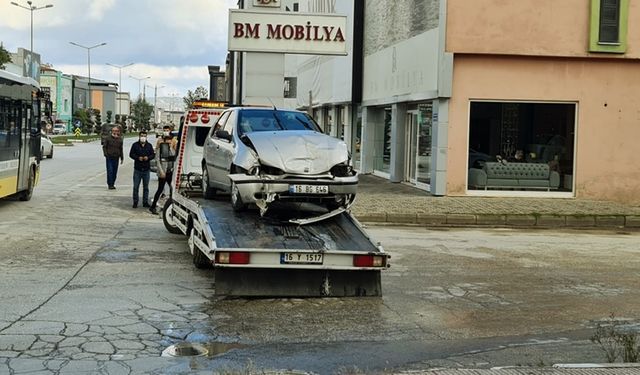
161;342;208;357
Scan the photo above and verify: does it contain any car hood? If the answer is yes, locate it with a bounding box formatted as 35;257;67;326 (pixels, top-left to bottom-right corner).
246;131;349;174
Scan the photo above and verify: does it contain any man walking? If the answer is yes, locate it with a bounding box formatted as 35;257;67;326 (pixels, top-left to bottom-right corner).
102;126;123;189
129;131;155;208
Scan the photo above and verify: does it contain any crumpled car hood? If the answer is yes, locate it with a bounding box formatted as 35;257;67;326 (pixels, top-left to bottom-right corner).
246;130;349;174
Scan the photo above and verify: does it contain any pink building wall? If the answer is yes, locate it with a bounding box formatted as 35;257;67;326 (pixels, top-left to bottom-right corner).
446;0;640;59
444;0;640;202
447;55;640;203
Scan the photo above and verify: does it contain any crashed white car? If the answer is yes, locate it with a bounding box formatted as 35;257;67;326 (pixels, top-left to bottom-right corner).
202;107;357;215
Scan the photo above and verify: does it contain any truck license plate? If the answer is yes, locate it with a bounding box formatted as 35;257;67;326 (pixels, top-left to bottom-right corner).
289;184;329;194
281;252;324;264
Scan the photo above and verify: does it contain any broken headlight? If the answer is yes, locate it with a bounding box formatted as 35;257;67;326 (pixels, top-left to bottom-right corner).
330;163;353;177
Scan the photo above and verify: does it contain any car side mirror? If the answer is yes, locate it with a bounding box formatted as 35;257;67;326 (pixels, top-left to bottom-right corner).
215;130;232;142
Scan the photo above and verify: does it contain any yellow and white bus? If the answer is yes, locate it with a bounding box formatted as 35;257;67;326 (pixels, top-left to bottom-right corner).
0;70;42;201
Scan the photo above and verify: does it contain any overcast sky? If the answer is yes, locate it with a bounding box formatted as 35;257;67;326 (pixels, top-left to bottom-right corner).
1;0;237;99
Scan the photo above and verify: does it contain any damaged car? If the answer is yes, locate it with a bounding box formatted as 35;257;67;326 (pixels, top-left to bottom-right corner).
202;107;357;216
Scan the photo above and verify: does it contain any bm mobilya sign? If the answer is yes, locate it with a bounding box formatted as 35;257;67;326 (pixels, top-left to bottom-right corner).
228;10;348;56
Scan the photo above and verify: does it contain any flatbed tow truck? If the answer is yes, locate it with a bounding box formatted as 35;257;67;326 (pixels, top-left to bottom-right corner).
161;102;389;297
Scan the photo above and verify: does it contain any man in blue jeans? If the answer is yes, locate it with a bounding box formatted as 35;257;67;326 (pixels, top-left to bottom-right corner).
129;131;155;208
102;126;123;189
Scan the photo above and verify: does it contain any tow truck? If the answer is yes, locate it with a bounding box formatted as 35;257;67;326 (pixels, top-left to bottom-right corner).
161;101;389;297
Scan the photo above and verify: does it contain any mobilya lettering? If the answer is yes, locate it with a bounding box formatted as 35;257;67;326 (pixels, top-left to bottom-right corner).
233;21;345;42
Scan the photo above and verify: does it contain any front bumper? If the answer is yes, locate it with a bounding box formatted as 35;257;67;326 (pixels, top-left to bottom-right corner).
229;173;358;204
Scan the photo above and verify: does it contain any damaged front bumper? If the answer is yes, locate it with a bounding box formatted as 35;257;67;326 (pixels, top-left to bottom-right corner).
229;173;358;214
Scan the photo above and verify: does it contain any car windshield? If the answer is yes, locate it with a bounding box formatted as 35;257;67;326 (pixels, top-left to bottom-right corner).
237;110;321;137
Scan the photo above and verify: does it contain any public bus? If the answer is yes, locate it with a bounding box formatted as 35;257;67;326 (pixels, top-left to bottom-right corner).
0;70;42;201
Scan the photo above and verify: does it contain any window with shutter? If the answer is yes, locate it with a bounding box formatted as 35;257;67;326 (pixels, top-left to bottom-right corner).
599;0;620;43
589;0;629;53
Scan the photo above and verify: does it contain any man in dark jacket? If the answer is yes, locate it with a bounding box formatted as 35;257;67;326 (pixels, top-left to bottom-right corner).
129;131;155;208
102;126;123;189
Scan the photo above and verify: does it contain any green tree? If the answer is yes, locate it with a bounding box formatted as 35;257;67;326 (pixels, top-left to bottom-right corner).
183;86;208;108
73;109;94;135
0;43;10;70
130;98;154;131
92;108;102;130
106;110;113;124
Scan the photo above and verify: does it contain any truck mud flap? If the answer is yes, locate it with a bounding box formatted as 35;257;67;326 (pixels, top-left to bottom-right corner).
214;269;382;297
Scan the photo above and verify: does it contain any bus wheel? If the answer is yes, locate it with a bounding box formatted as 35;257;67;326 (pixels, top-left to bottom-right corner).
162;198;182;234
19;168;35;201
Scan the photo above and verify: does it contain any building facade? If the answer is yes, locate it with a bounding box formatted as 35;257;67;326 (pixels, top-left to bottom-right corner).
40;68;73;131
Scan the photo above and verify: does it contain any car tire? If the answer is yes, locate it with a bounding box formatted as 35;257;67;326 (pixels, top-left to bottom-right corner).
230;180;245;211
162;198;183;235
202;165;216;199
47;148;53;159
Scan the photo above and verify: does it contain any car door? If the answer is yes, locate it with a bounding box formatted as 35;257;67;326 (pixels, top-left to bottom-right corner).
204;111;230;188
215;110;238;189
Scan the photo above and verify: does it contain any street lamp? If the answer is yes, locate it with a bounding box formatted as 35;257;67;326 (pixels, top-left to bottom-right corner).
69;41;107;110
147;84;165;124
130;75;151;101
11;1;53;77
106;62;134;120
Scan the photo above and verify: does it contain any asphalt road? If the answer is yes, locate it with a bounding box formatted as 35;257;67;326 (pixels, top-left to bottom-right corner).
0;140;639;374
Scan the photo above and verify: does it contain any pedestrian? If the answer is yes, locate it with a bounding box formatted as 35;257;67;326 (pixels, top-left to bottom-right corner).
149;128;177;215
129;131;155;208
102;126;124;189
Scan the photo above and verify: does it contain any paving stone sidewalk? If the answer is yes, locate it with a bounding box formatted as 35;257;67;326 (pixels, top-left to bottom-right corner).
352;175;640;229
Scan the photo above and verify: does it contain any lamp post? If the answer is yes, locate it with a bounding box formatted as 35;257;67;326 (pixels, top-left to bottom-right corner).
69;41;107;110
11;1;53;77
106;62;134;121
146;84;165;124
130;75;151;101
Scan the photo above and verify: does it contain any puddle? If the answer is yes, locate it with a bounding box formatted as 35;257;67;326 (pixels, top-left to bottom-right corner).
162;341;246;357
96;250;138;262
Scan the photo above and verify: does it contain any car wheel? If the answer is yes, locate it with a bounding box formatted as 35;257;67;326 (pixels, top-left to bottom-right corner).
326;194;356;211
202;165;216;199
47;148;53;159
162;198;182;235
230;180;245;211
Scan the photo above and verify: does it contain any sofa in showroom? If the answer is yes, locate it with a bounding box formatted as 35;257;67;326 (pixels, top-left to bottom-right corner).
468;161;560;190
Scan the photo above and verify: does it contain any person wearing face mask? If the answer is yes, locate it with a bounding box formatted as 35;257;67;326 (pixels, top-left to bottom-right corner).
102;126;124;190
149;128;177;215
155;124;178;150
129;131;156;208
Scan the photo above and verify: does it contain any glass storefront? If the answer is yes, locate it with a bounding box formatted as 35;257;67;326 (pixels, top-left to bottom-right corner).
373;108;392;174
468;101;576;193
416;103;432;185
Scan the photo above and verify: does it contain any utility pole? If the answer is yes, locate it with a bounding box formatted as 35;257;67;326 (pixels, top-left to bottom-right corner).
106;62;134;121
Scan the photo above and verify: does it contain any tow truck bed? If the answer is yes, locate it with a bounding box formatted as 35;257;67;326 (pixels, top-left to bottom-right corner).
167;193;387;297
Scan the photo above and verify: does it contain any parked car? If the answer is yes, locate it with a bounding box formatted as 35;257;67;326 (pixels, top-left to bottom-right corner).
41;133;53;159
53;124;67;135
202;107;358;215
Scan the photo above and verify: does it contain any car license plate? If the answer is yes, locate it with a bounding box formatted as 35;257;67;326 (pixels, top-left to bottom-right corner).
281;252;324;264
289;184;329;194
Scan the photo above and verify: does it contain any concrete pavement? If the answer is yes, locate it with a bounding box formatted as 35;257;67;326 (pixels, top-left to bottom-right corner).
352;174;640;229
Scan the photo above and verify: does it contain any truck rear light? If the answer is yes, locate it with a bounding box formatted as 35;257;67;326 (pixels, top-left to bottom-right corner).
353;255;385;268
216;251;250;264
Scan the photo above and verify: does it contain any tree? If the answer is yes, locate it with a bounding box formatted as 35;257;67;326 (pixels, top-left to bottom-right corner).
92;108;102;129
106;110;113;124
183;86;208;108
0;43;11;70
73;109;94;135
130;98;154;131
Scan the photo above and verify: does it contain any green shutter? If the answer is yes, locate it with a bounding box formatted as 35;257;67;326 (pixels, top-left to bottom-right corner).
590;0;629;53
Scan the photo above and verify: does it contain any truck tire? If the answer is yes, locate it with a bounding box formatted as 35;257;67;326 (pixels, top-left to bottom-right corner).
202;166;216;199
230;180;245;211
162;198;183;234
190;229;211;269
19;168;35;201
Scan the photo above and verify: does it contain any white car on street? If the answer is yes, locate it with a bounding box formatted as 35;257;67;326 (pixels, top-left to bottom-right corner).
41;133;53;159
53;124;67;135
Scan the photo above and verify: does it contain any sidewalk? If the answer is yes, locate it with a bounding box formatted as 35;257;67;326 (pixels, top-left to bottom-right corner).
352;175;640;229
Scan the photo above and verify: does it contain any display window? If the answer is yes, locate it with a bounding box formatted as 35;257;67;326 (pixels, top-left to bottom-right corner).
467;101;576;193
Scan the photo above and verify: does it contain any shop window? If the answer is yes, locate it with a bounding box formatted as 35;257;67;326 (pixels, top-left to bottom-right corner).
467;102;576;193
589;0;629;53
373;108;392;174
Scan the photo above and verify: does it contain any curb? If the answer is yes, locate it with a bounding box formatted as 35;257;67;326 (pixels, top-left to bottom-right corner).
354;213;640;230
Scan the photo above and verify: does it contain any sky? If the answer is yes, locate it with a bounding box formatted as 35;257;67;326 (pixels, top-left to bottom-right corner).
0;0;238;100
